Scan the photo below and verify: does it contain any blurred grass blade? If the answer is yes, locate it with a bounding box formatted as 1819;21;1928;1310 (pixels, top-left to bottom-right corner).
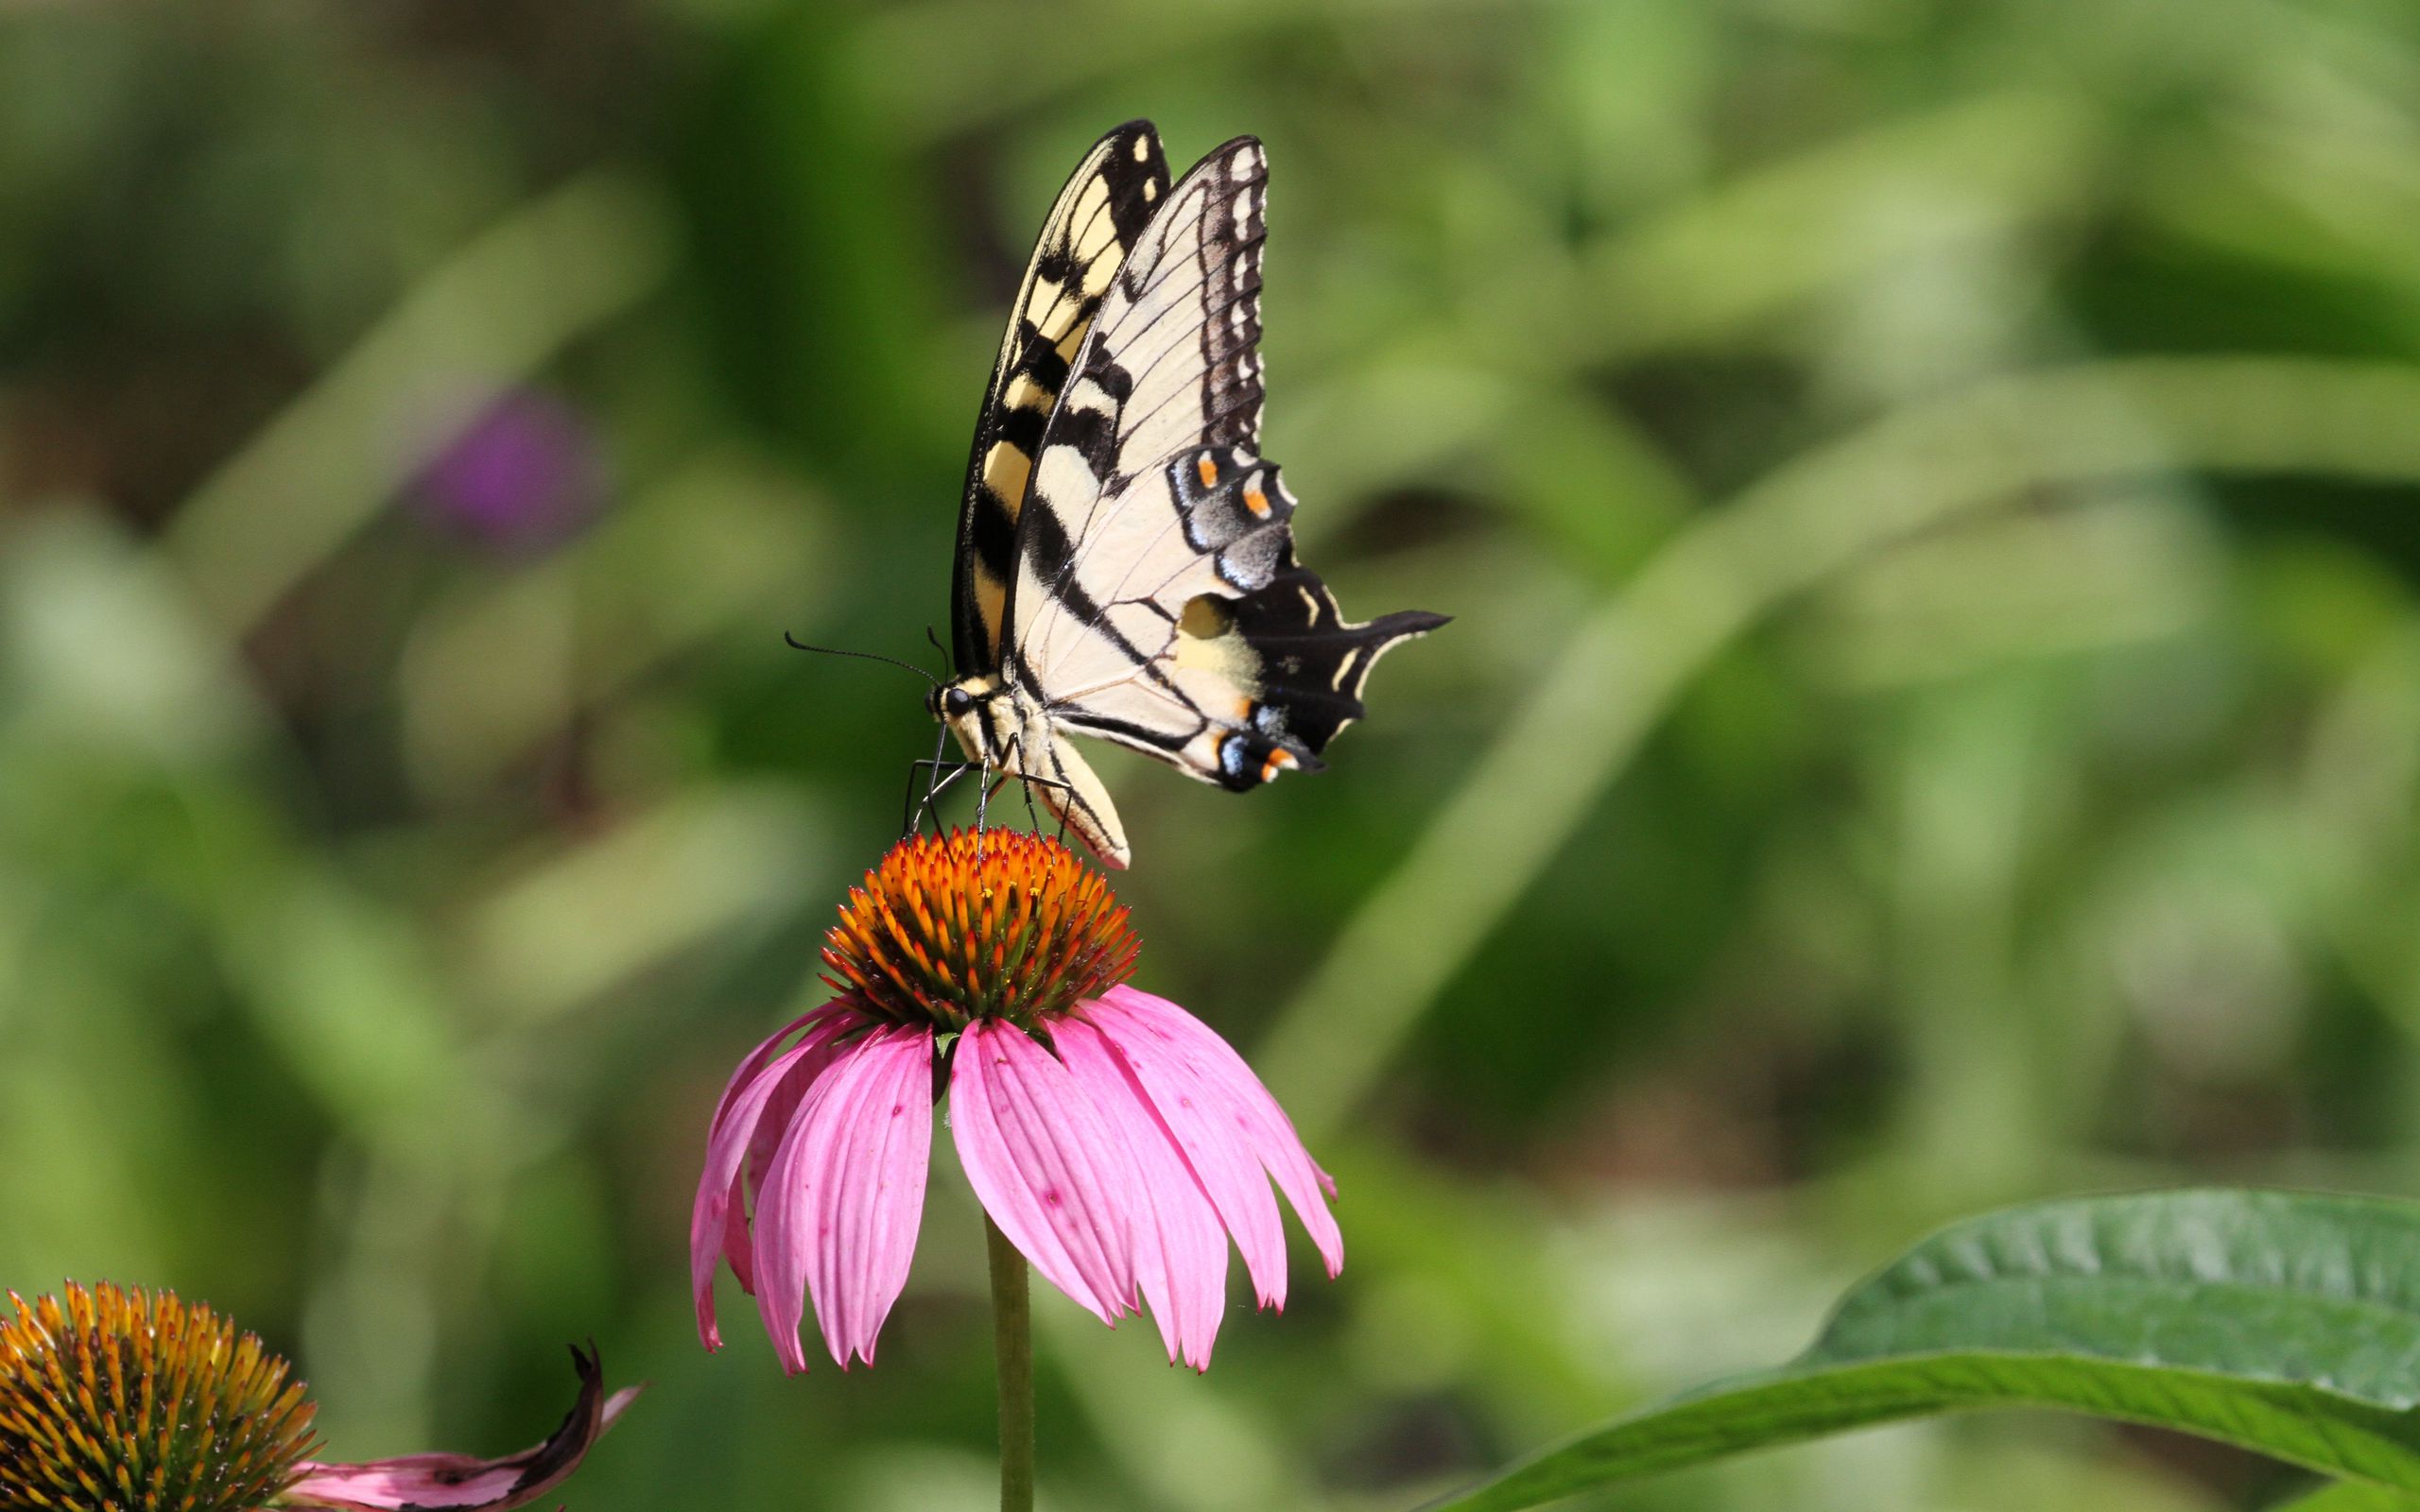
1423;1191;2420;1512
1588;92;2091;360
164;170;678;634
1260;358;2420;1144
399;447;822;798
848;0;1517;139
1038;1307;1296;1512
464;786;820;1026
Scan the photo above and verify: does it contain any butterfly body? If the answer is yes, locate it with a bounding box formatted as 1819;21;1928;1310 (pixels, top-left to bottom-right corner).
937;121;1446;868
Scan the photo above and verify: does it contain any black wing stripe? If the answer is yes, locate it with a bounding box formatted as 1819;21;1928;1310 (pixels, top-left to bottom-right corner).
1016;497;1164;680
1055;710;1199;752
1019;162;1156;354
948;121;1170;675
995;402;1047;455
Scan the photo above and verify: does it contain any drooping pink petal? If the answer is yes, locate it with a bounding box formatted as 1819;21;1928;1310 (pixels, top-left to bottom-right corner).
691;1009;863;1349
704;1004;839;1143
1080;995;1290;1307
284;1344;639;1511
747;1044;820;1199
1088;986;1342;1290
948;1020;1143;1326
1053;1016;1230;1368
720;1181;758;1297
751;1025;934;1370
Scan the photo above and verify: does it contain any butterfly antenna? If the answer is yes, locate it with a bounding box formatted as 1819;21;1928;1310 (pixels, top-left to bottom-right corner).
784;632;941;687
924;625;951;679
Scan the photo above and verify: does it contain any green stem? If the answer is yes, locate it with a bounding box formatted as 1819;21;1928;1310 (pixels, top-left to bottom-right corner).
985;1215;1036;1512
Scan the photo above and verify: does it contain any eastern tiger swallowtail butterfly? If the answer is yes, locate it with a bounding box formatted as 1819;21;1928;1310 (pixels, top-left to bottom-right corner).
925;120;1446;868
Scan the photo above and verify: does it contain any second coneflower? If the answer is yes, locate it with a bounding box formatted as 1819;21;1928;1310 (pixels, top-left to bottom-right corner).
691;828;1341;1385
0;1280;635;1512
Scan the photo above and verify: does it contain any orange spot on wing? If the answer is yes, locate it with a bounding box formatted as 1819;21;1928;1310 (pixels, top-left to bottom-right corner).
1260;748;1298;782
1197;455;1219;488
1243;487;1270;518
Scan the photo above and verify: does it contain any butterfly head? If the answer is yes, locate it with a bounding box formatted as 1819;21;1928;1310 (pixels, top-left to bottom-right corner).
927;682;977;722
929;676;1016;768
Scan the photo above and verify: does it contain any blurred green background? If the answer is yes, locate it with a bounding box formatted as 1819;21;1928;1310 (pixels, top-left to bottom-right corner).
9;1;2420;1508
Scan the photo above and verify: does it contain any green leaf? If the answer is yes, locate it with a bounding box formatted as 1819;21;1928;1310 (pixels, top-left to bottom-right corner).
1423;1191;2420;1511
2271;1487;2420;1512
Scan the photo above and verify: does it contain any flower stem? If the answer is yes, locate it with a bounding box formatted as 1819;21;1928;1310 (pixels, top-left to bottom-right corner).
985;1215;1036;1512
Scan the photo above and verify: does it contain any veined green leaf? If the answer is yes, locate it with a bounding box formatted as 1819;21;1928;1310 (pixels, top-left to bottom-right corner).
1424;1191;2420;1511
2271;1486;2420;1512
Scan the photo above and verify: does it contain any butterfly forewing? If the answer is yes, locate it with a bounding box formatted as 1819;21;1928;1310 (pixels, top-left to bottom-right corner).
948;120;1171;674
1003;137;1447;802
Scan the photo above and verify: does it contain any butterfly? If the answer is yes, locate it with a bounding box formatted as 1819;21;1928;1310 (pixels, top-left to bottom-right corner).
924;120;1447;868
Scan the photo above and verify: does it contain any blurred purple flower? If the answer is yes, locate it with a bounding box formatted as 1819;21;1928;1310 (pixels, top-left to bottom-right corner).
414;389;603;551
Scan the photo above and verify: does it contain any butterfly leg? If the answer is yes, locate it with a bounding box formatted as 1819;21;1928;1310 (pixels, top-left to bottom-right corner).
902;721;948;833
974;756;995;853
1018;773;1072;847
978;770;1026;814
975;730;1073;845
977;726;1035;844
981;767;1082;848
1011;773;1071;847
902;758;977;836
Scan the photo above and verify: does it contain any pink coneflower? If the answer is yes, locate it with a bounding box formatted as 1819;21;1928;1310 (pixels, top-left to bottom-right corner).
692;828;1341;1377
0;1280;637;1512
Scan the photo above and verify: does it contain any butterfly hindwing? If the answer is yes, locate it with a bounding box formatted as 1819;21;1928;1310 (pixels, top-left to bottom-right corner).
1002;138;1446;801
948;121;1170;675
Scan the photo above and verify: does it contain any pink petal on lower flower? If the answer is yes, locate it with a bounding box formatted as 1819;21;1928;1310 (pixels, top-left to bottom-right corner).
809;1029;934;1366
284;1344;638;1510
1053;1017;1230;1369
1090;986;1342;1285
690;1010;861;1349
721;1186;758;1297
706;1005;838;1142
752;1025;934;1371
1081;996;1290;1308
748;1046;818;1201
948;1020;1142;1326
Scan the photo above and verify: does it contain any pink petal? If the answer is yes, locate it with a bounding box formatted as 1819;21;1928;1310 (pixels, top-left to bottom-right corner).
752;1025;935;1370
747;1048;818;1202
1088;987;1342;1289
948;1020;1142;1326
720;1185;757;1297
1080;996;1290;1308
690;1010;861;1349
284;1344;638;1511
1053;1016;1230;1369
734;1037;828;1296
705;1005;838;1143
